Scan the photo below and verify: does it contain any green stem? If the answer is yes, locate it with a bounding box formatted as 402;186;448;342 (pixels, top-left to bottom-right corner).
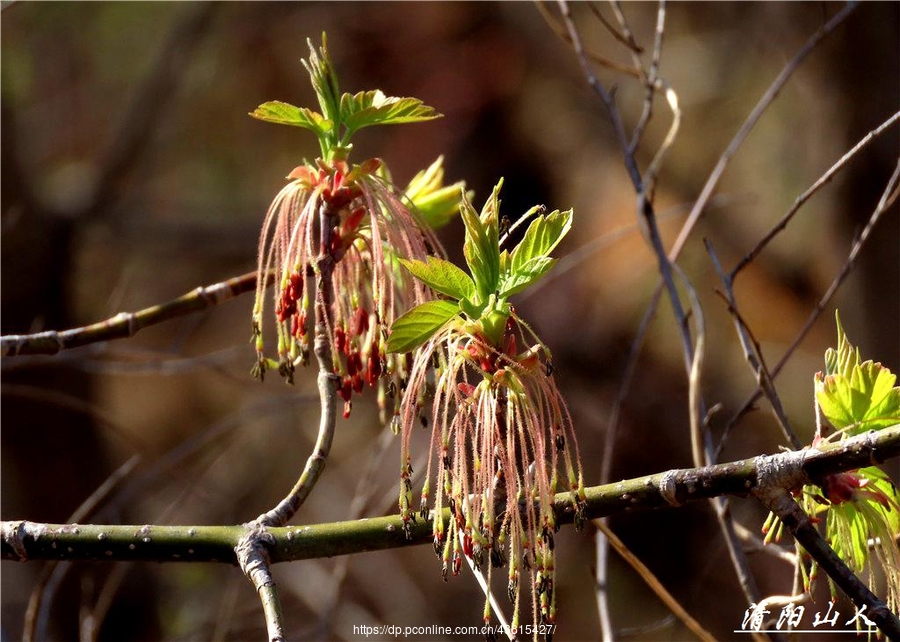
255;198;339;527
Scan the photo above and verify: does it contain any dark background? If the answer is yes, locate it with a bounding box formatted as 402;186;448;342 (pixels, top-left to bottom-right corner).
2;3;898;640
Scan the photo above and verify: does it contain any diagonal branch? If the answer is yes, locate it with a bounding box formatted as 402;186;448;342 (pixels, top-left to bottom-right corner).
667;1;858;262
706;240;802;450
720;157;900;454
1;271;264;357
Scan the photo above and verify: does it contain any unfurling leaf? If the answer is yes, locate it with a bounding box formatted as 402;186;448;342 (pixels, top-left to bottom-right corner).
499;256;556;297
510;209;572;275
400;257;475;301
404;156;469;229
386;300;459;354
249;101;332;135
461;189;500;301
341;90;441;139
815;313;900;435
816;360;900;434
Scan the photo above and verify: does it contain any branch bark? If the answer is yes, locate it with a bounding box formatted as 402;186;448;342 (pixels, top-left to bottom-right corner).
0;271;263;357
5;425;897;563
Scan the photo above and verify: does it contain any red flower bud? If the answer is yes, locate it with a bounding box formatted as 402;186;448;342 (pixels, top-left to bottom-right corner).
340;377;353;402
353;306;369;337
334;326;347;354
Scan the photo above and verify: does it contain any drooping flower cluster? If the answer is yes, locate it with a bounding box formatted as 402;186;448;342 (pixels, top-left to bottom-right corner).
387;183;586;631
251;157;443;415
248;37;464;419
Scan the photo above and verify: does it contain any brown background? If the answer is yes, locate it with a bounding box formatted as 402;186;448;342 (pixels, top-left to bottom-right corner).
2;3;898;640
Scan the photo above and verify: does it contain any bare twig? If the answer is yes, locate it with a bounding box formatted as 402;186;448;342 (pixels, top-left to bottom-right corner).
668;2;858;262
588;2;642;53
536;1;643;78
731;109;900;279
1;271;263;357
594;519;716;642
629;1;667;155
706;240;802;450
720;158;900;454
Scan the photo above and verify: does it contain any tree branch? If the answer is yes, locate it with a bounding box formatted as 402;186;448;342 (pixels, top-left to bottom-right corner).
5;425;896;563
1;271;263;357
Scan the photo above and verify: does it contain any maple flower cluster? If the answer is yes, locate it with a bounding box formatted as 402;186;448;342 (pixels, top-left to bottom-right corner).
387;185;586;631
251;157;440;418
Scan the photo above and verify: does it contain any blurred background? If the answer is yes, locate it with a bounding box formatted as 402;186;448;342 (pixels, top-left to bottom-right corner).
2;2;898;641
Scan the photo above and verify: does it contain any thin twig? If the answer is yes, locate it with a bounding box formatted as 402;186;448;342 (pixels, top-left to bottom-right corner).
667;1;858;262
558;0;643;191
588;2;642;53
1;271;264;357
536;1;643;78
719;158;900;455
705;240;802;450
629;1;667;155
594;520;716;642
670;262;707;468
644;82;680;202
255;199;339;527
731;109;900;279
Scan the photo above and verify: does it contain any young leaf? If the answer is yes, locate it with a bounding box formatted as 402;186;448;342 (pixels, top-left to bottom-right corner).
816;360;900;435
824;312;860;377
404;156;467;229
499;256;556;297
249;101;332;136
510;209;573;276
400;257;475;301
302;35;341;126
460;193;500;301
341;90;441;139
386;300;459;354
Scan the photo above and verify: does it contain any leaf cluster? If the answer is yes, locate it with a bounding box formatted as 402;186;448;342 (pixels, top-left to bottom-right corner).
816;313;900;436
386;181;572;353
249;35;441;161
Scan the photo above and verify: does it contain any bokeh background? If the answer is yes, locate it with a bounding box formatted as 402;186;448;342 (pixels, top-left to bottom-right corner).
2;3;898;641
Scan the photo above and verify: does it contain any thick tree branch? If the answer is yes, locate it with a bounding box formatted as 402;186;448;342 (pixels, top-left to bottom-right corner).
5;425;897;564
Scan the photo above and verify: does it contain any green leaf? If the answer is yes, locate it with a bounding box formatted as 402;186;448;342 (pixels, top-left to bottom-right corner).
510;209;572;276
825;467;900;576
461;192;500;301
249;101;332;136
341;90;441;139
404;157;467;229
499;256;556;297
816;360;900;435
400;257;475;301
386;300;459;353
